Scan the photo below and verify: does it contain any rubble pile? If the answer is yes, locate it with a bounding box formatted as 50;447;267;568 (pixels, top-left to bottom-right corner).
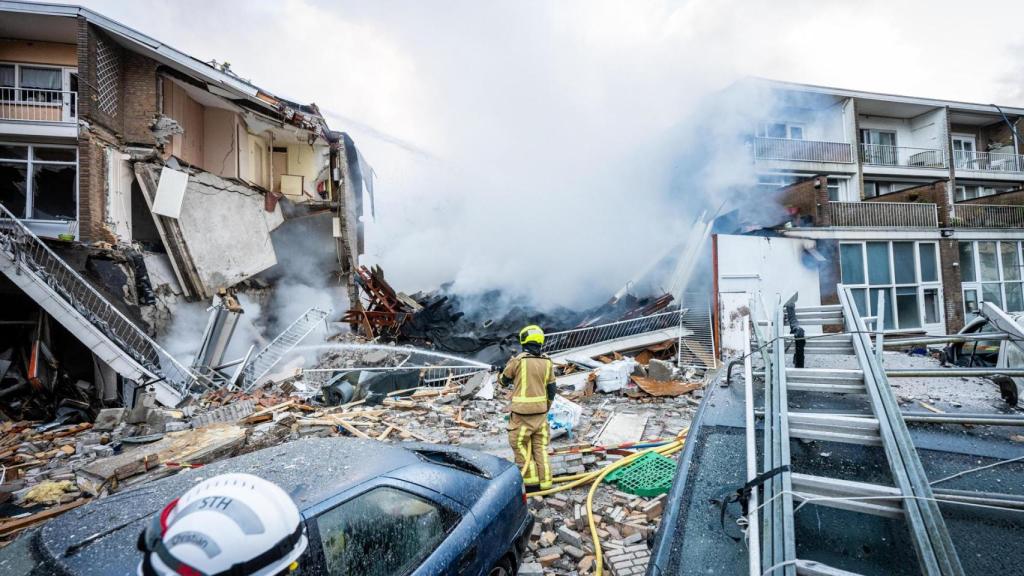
1;313;706;575
343;265;679;364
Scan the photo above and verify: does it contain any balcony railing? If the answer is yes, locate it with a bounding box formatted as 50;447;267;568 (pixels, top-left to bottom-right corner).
952;204;1024;228
0;88;77;124
953;150;1024;173
829;201;938;227
860;144;946;168
753;137;853;163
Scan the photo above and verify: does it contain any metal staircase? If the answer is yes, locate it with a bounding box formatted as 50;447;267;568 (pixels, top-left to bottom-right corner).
748;289;964;576
242;306;331;390
0;204;202;406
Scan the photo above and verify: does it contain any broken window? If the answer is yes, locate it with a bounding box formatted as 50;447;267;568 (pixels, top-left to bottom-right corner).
959;241;975;282
315;486;458;576
0;144;77;220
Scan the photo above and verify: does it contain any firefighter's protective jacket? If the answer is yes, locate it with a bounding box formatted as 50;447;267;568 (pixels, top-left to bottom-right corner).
501;352;556;415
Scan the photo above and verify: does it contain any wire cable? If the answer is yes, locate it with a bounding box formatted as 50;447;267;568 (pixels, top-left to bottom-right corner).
930;454;1024;486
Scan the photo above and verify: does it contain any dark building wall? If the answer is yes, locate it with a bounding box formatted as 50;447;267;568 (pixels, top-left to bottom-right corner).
960;188;1024;206
865;180;950;226
775;175;831;226
121;51;160;146
939;239;965;333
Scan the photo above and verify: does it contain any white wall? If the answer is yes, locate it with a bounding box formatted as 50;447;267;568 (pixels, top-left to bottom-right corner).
859;107;946;150
717;234;823;357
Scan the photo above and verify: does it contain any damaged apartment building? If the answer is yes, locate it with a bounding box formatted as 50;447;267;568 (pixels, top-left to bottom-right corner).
716;79;1024;350
0;2;373;419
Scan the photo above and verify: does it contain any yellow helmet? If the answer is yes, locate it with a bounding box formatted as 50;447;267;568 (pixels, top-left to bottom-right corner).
519;325;545;346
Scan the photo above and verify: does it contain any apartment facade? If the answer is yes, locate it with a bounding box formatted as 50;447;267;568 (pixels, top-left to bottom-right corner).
744;79;1024;334
0;2;373;409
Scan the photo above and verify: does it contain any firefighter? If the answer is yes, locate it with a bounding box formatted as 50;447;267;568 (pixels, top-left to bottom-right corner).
500;324;557;492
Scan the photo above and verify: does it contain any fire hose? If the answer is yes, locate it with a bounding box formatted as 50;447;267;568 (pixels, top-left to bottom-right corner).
519;428;688;576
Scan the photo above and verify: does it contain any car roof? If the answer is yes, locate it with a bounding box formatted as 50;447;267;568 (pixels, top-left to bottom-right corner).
35;438;421;575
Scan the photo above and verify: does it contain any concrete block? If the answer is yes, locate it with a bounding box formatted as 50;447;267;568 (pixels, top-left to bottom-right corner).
93;408;126;431
647;358;675;381
557;526;583;548
519;562;544;576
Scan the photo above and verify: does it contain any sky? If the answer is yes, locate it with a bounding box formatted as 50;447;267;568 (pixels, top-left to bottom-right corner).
77;0;1024;308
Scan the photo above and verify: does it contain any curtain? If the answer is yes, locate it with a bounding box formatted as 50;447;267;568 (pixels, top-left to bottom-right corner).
0;65;14;94
20;67;61;90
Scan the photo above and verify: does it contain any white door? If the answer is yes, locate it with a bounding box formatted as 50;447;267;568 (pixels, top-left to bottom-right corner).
62;70;77;122
952;135;977;169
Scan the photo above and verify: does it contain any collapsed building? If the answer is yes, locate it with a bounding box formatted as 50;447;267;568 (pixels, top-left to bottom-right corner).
0;2;374;419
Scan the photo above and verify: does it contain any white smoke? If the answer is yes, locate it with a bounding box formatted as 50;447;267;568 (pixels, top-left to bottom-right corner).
82;0;1024;312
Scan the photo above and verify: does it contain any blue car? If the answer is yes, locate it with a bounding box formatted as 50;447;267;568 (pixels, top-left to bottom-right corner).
0;438;534;576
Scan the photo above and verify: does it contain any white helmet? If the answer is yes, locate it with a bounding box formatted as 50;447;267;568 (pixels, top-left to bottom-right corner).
138;473;308;576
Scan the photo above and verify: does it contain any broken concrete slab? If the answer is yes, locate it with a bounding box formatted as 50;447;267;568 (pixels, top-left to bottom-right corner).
595;412;649;446
647;358;675;382
92;408;126;431
191;399;255;428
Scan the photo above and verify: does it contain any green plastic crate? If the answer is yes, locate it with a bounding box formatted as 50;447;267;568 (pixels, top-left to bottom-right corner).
603;451;677;497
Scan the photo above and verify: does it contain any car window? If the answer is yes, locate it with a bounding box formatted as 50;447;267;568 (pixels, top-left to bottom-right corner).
315;486;459;576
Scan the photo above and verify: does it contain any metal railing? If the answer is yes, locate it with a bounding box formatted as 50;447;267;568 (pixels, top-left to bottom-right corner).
953;150;1024;173
952;203;1024;228
301;365;488;390
752;137;853;163
541;309;682;354
677;291;717;370
860;144;946;168
242;306;332;390
829;201;938;227
0;88;77;123
0;203;202;399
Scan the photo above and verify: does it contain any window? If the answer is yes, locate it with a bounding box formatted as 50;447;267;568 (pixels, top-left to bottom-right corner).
316;487;458;576
826;178;842;202
840;240;943;330
959;240;1024;316
0;143;77;221
756;122;804;140
0;62;70;103
952;135;978;169
860;129;898;165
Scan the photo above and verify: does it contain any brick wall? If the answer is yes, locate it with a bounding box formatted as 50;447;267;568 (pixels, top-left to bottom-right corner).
865;180;950;226
122;50;160;146
939;239;965;332
775;175;831;226
961;188;1024;206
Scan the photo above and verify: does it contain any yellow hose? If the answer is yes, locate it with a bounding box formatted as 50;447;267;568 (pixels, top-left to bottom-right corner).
519;427;689;576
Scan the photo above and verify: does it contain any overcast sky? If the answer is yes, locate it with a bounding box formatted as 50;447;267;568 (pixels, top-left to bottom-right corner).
77;0;1024;307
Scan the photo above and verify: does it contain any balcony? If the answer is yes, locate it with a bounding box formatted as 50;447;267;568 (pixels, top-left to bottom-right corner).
953;150;1024;174
859;144;946;169
0;88;77;137
951;204;1024;228
753;137;853;164
829;201;938;228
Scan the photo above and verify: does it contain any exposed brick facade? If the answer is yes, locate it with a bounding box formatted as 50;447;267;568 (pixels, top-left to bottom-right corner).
961;188;1024;206
121;50;160;146
775;175;831;226
938;239;965;333
866;180;950;226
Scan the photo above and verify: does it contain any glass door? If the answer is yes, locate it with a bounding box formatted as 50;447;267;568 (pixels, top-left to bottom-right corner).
952;135;977;169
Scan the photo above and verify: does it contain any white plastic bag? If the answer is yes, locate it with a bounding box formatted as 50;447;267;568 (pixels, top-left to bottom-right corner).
594;358;637;393
548;394;583;439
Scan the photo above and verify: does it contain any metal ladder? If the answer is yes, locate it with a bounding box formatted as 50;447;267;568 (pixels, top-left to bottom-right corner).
241;306;332;390
750;290;963;576
0;204;202;406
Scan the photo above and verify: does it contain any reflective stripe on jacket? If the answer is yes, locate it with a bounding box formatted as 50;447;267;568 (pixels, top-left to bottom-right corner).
503;353;554;415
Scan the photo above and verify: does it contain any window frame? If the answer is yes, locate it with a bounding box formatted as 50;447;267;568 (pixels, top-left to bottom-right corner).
306;482;464;576
959;240;1024;318
755;121;805;140
0;142;78;222
0;61;75;105
839;240;943;331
